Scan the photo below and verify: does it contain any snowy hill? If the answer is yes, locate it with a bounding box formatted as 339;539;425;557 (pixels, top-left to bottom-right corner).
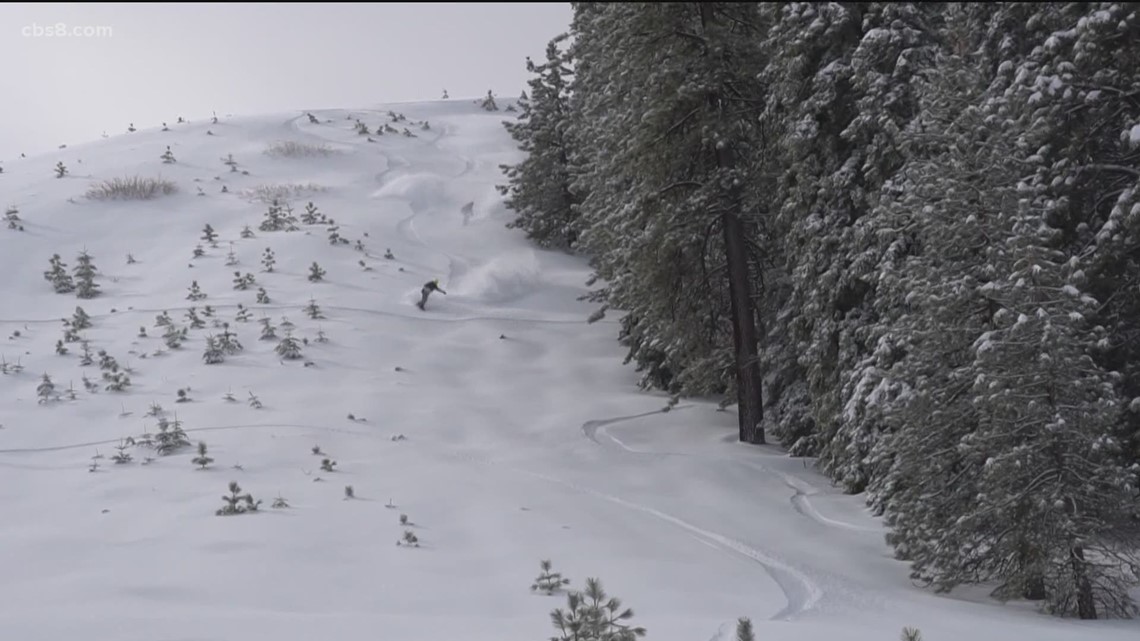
0;100;1135;641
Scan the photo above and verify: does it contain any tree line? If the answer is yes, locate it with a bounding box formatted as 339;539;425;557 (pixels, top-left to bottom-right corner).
499;2;1140;619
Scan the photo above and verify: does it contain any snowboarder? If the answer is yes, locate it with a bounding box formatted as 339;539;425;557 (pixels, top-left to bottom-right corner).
417;279;446;310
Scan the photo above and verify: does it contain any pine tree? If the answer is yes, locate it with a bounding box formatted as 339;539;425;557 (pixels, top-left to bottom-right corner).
276;331;303;359
302;201;324;225
160;146;176;163
259;200;289;232
308;261;326;282
71;306;91;330
256;287;270;304
201;223;218;244
499;34;578;249
186;280;206;301
44;254;75;293
217;323;242;354
235;304;252;322
73;251;100;299
480;89;498;111
241;225;254;239
78;340;93;366
202;335;225;364
531;559;571;594
163;323;185;349
259;317;277;341
549;578;646;641
154;415;190;455
185;307;205;330
303;298;324;319
55;161;67;178
233;271;255;290
261;248;276;272
192;441;214;469
111;440;132;464
37;373;57;404
216;481;260;515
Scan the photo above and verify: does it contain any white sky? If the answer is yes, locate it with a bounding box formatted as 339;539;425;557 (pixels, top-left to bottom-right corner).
0;3;572;159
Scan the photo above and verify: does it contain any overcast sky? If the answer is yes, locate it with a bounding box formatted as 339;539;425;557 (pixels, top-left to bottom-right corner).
0;3;572;159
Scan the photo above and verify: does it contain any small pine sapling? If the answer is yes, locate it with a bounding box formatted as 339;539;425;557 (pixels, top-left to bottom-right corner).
344;485;355;499
397;530;420;547
82;375;98;392
44;254;75;293
303;298;324;319
301;201;325;225
216;481;261;516
154;311;173;328
235;304;252;323
126;253;137;264
225;245;238;266
146;402;165;418
37;373;57;404
272;494;289;508
900;628;923;641
160;146;176;163
327;225;345;245
276;331;303;359
222;389;237;402
247;391;262;409
202;305;215;318
201;223;218;244
186;280;206;301
55;161;68;178
256;287;270;304
261;248;275;272
176;388;191;403
163;323;184;349
308;262;325;282
138;326;148;338
55;340;68;356
319;458;336;472
185;307;205;329
549;578;646;641
736;618;755;641
399;513;409;526
111;440;132;464
192;245;205;259
192;441;214;469
311;445;323;456
531;559;571;594
71;306;92;330
154;415;190;455
259;317;277;341
73;251;100;299
240;225;254;239
217;323;243;354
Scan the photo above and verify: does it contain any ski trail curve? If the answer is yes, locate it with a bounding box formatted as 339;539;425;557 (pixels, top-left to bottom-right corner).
512;467;824;621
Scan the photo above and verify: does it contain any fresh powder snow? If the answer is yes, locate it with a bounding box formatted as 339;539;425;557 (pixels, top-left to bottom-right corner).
0;100;1136;641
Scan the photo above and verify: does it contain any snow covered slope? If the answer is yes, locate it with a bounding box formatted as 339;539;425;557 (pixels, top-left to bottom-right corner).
0;100;1135;641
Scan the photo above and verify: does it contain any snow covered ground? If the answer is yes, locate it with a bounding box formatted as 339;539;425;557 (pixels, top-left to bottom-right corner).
0;99;1135;641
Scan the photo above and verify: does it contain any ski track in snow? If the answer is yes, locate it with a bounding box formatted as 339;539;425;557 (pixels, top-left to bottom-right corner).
507;465;825;621
584;411;881;535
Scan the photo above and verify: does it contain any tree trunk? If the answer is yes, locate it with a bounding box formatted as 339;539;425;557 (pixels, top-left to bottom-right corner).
1070;545;1097;619
722;206;765;444
699;3;764;444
